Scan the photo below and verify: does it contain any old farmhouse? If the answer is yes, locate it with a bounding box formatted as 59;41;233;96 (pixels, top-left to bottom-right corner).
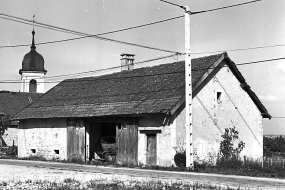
13;52;271;166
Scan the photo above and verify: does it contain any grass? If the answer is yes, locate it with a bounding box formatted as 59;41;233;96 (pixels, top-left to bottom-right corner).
2;146;285;179
0;178;246;190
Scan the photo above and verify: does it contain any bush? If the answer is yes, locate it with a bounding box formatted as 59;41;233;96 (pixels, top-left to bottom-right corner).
0;146;17;155
174;152;186;168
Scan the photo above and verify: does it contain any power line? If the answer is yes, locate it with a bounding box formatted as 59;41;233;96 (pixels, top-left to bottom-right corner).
191;0;262;15
0;13;182;54
192;57;285;71
0;15;184;48
0;14;283;54
192;43;285;55
2;12;284;56
158;0;184;9
44;53;179;79
0;53;180;83
1;56;284;83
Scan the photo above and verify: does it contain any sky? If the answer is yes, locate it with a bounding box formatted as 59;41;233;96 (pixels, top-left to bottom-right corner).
0;0;284;135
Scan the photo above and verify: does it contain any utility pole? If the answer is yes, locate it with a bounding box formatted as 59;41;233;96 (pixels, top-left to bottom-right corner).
184;6;194;169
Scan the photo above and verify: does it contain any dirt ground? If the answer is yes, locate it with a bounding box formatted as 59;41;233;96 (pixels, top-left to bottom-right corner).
0;164;235;189
1;161;285;189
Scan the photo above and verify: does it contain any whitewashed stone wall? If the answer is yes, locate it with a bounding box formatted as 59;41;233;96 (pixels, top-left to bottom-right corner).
175;67;263;163
138;115;176;166
18;118;67;160
137;67;264;166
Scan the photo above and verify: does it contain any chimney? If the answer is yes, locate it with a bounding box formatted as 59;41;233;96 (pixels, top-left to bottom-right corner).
120;53;135;71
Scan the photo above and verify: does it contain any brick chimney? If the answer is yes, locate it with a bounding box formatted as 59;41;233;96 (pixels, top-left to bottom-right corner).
121;53;135;71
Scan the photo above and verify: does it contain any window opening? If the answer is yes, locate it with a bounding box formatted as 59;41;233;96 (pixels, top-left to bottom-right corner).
117;123;126;130
117;123;122;130
29;79;37;93
54;150;59;154
31;149;36;154
217;91;222;104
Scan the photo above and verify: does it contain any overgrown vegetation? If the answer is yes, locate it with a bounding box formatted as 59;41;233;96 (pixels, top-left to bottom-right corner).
0;114;9;136
0;178;244;190
217;127;245;169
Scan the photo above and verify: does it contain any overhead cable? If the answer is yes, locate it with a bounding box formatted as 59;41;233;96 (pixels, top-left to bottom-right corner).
191;0;262;15
158;0;184;9
0;13;182;54
0;53;180;82
192;43;285;55
1;56;285;84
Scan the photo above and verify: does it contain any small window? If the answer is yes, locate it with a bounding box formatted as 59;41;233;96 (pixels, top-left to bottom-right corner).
117;123;122;130
117;123;126;130
217;92;222;101
31;149;36;154
54;150;59;154
216;90;223;104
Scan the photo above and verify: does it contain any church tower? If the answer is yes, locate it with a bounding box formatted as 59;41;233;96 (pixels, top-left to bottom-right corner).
19;30;47;93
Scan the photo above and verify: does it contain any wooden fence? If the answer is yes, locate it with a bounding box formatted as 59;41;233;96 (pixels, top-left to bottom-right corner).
243;155;285;169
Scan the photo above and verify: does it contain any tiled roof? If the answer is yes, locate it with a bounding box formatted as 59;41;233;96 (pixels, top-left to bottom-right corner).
0;91;42;120
13;53;270;119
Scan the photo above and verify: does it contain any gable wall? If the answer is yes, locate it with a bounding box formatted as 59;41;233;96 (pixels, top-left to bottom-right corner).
175;67;263;163
18;118;67;159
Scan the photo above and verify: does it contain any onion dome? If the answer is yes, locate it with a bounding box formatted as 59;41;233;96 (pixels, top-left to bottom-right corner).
19;30;47;75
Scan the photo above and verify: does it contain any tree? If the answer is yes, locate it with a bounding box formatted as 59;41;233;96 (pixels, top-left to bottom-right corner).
0;114;10;136
219;127;245;161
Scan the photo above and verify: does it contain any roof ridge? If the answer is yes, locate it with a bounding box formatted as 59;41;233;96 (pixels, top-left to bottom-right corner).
65;53;225;82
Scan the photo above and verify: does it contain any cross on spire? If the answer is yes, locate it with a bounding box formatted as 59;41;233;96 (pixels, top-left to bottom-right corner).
31;15;36;49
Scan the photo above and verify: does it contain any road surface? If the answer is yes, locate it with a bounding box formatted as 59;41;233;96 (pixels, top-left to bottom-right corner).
0;159;285;189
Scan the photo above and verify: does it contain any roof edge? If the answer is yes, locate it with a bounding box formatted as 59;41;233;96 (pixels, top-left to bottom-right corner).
170;52;227;115
224;56;271;119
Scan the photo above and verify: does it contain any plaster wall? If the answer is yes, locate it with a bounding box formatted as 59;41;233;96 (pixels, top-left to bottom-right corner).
175;67;263;163
18;118;67;160
1;127;18;146
20;72;45;93
138;114;176;166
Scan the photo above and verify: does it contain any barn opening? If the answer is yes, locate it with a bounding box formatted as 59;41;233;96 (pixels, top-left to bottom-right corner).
88;122;116;161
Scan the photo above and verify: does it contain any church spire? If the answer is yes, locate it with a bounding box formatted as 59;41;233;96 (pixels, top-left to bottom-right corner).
31;30;36;49
31;15;36;49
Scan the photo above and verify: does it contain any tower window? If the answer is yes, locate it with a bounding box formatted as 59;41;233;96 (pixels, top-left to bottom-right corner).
29;79;37;93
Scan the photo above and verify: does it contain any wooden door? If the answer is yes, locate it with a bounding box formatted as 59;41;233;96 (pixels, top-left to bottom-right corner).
116;120;138;165
67;120;85;160
146;134;157;165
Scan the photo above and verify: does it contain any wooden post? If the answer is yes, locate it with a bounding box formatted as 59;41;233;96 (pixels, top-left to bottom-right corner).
184;6;194;169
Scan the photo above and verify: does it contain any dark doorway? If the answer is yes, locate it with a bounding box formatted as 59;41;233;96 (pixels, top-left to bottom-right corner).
89;122;116;160
146;134;157;165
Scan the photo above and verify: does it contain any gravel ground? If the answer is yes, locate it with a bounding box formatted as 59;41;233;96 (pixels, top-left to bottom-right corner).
0;164;233;189
1;161;285;189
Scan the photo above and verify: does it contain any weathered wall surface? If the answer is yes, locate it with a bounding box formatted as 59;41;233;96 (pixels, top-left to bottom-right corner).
18;119;67;160
1;127;18;146
175;67;263;163
138;114;176;166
